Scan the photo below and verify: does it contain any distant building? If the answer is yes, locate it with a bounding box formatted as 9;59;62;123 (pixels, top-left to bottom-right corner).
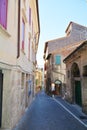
0;0;40;129
64;41;87;114
44;22;87;96
35;68;44;94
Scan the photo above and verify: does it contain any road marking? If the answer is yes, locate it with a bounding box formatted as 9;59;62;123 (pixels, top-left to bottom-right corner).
53;98;87;128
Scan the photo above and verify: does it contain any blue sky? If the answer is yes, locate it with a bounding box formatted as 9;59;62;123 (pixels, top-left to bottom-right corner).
37;0;87;68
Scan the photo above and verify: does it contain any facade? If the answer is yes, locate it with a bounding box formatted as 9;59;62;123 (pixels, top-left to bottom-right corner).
44;22;87;96
0;0;40;130
63;41;87;114
35;68;43;94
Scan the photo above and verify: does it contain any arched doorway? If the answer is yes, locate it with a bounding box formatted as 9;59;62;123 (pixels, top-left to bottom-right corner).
71;63;82;106
54;80;62;95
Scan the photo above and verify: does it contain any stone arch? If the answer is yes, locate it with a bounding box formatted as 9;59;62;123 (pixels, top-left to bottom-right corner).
54;79;62;95
71;62;82;106
71;62;80;77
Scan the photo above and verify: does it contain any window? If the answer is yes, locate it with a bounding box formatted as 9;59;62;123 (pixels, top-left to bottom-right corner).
55;55;61;65
0;0;8;29
22;19;25;50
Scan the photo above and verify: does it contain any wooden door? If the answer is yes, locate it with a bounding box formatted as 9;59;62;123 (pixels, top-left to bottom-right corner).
75;81;82;106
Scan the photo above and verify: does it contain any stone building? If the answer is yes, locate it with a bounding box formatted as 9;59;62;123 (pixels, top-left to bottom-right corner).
44;22;87;96
63;41;87;114
0;0;40;129
35;68;43;94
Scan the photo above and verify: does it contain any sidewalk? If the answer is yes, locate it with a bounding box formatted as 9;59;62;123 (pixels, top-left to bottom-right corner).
54;96;87;124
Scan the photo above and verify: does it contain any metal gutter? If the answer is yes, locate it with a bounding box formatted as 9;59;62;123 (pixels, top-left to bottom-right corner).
17;0;21;58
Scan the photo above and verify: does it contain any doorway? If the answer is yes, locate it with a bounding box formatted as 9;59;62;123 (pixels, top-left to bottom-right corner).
71;63;82;106
54;80;62;95
75;81;82;106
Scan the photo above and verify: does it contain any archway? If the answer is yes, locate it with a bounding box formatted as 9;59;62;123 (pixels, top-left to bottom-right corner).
71;63;82;106
54;80;62;95
71;63;80;77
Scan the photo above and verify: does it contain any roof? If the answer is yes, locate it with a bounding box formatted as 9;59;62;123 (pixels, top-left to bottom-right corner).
45;21;87;44
65;21;87;33
46;53;52;59
52;40;85;55
63;41;87;62
65;21;73;33
44;42;48;53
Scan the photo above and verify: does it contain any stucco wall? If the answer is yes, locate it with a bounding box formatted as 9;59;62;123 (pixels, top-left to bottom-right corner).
0;0;40;129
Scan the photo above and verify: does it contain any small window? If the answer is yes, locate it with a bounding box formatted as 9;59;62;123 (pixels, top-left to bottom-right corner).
83;65;87;76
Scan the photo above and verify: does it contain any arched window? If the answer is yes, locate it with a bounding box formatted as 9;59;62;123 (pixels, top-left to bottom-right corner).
71;63;80;77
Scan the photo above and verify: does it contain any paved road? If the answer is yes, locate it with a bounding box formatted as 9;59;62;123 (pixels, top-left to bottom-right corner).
13;91;87;130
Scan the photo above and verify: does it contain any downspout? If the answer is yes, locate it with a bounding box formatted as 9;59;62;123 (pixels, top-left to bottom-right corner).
17;0;21;58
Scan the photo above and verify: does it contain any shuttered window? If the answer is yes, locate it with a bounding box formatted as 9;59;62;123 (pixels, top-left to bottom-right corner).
0;0;8;29
55;55;61;65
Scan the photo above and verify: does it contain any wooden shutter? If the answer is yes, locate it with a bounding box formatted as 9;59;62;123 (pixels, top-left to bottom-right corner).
0;0;8;29
55;55;61;65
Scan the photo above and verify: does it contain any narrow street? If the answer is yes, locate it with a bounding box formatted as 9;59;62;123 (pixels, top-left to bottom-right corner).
13;91;87;130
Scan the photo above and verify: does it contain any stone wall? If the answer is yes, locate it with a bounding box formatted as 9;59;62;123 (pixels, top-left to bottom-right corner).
1;65;33;129
48;22;87;53
65;43;87;114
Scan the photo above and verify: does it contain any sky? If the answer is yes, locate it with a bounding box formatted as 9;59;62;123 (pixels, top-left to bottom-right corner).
36;0;87;68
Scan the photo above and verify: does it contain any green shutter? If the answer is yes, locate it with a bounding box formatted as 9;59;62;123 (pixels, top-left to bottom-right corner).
55;55;61;65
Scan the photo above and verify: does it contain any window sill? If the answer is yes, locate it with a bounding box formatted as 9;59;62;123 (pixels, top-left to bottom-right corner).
0;25;11;37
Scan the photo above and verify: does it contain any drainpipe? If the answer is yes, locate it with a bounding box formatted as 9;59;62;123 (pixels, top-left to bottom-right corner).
17;0;21;58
